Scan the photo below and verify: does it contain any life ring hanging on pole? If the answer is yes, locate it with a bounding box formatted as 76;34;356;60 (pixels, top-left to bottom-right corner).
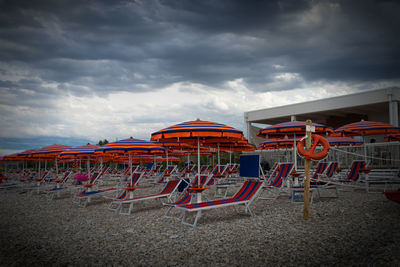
297;134;330;161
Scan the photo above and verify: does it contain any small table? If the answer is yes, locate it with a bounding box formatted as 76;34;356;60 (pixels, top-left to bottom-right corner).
189;186;209;202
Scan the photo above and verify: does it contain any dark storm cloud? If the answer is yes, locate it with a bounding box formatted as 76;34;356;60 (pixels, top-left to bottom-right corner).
0;0;399;97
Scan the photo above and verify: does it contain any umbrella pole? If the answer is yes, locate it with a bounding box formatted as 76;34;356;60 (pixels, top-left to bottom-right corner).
55;156;58;178
38;158;41;181
197;137;202;202
197;137;201;181
363;133;367;162
218;143;220;173
129;153;132;184
186;153;190;178
166;150;169;169
294;133;297;170
303;120;312;220
87;156;90;182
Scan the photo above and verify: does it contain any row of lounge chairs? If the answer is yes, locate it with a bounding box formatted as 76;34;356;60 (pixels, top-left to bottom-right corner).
1;160;398;228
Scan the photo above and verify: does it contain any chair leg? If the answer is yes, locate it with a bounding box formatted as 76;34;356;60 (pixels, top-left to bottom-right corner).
164;206;174;218
108;201;121;212
119;202;133;215
181;210;201;228
46;192;54;201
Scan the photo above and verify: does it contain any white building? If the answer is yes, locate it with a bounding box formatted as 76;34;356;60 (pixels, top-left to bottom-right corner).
245;87;400;146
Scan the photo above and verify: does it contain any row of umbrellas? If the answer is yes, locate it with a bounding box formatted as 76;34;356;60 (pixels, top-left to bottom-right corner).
257;120;400;170
1;120;254;184
2;119;399;170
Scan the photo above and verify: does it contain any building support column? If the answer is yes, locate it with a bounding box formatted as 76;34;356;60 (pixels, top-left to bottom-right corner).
388;88;399;127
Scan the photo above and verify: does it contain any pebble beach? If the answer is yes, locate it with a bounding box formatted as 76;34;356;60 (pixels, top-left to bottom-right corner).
1;185;400;266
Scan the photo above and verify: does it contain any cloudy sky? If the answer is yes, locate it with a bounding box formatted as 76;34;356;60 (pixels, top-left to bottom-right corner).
0;0;399;155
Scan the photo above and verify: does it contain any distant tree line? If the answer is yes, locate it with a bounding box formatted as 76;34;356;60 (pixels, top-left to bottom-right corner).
97;139;109;146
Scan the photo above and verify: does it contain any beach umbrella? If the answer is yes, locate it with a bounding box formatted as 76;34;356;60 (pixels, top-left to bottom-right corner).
59;144;101;179
3;153;19;162
257;121;333;170
155;141;196;169
334;120;400;160
257;121;334;138
204;138;254;167
15;148;40;173
334;120;400;137
30;144;73;178
59;144;100;158
95;138;165;185
31;144;73;157
151;119;244;200
385;133;400;142
258;138;299;150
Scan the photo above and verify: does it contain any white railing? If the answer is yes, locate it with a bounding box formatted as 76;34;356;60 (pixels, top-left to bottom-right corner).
251;141;400;170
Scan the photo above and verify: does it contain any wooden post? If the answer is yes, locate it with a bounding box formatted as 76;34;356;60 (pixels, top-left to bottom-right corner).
303;120;313;220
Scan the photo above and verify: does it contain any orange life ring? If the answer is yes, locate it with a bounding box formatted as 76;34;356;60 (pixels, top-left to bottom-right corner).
297;134;330;161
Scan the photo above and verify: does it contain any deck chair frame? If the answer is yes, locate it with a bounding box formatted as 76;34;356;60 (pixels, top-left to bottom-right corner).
175;180;263;227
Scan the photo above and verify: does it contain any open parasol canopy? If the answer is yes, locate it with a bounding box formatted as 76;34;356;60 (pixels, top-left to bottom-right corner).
334;120;400;160
30;144;73;178
257;121;333;170
95;138;165;184
333;120;400;137
257;121;334;138
385;133;400;142
151;119;244;193
58;144;100;158
59;144;101;179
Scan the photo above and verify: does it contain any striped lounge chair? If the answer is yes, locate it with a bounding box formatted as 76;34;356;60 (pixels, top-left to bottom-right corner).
258;162;294;200
163;174;210;218
44;170;73;200
332;160;367;191
73;172;143;208
290;162;332;204
109;179;181;215
174;180;263;227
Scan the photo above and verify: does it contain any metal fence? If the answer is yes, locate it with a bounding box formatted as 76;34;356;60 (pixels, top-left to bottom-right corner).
250;141;400;170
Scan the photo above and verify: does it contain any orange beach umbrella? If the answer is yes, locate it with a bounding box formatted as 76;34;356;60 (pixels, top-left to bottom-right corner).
151;119;244;189
95;138;165;183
